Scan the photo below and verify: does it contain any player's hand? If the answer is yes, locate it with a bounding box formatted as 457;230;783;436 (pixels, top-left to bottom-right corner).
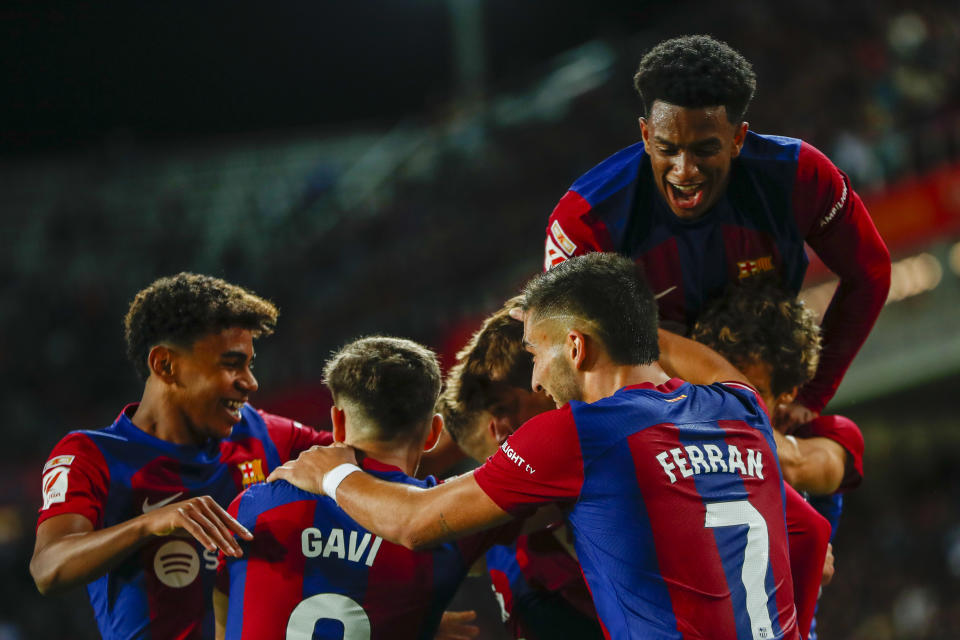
267;443;360;495
142;495;252;558
821;543;835;586
773;401;818;434
434;610;479;640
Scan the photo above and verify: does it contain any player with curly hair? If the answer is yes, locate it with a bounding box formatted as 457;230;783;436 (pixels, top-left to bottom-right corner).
690;277;864;497
543;34;891;433
31;272;333;640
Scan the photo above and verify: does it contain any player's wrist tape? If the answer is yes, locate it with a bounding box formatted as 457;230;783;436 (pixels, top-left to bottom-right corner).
322;463;362;503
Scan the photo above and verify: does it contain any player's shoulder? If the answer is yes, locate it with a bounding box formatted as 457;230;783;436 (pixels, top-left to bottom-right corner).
235;480;324;519
739;131;803;163
518;405;577;433
567;141;647;206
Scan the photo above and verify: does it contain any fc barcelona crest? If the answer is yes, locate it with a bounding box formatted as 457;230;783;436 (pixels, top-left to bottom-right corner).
238;459;266;488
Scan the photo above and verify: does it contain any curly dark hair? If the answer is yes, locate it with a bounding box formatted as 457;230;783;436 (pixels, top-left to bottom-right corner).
633;35;757;123
324;336;441;442
523;253;659;366
438;296;530;447
124;272;278;380
690;277;821;397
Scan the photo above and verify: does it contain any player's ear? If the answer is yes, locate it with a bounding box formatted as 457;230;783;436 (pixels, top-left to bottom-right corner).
330;406;347;443
147;345;177;382
568;330;588;370
776;386;799;407
639;117;650;145
731;121;748;157
490;414;514;445
423;413;444;452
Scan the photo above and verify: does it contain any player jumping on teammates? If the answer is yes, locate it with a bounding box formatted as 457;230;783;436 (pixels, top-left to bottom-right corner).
31;273;333;640
543;35;891;431
271;253;815;640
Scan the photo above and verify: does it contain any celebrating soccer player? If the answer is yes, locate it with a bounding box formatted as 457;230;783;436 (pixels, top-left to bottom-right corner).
30;273;333;640
543;35;891;432
270;253;808;640
215;336;518;640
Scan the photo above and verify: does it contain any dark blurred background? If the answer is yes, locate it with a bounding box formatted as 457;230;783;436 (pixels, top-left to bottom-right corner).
2;0;960;637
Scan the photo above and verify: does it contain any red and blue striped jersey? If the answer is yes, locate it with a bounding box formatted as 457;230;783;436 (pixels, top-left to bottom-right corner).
486;527;602;640
544;132;890;412
474;379;799;640
218;458;516;640
36;403;332;640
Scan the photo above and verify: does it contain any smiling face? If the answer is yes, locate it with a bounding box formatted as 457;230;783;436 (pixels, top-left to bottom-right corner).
640;101;747;220
167;327;259;443
522;314;583;408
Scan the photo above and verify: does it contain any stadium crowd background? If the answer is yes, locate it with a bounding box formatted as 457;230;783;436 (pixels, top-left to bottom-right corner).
2;0;960;637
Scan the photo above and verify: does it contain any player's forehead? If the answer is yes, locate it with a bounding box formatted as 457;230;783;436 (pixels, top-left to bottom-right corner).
646;101;733;140
188;327;256;359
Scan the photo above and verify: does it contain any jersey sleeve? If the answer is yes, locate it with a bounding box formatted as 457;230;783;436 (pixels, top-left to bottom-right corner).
472;406;584;516
259;411;334;462
784;484;832;640
544;191;614;270
794;414;864;491
792;142;892;412
36;432;110;530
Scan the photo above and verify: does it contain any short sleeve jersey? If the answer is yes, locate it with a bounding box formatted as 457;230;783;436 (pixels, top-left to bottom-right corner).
36;404;332;640
474;379;799;640
544;132;890;411
218;458;515;640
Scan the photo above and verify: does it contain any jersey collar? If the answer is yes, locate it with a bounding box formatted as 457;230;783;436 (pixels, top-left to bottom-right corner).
621;377;686;394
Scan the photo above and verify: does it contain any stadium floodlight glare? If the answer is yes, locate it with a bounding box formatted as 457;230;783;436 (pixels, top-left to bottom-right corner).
800;251;943;316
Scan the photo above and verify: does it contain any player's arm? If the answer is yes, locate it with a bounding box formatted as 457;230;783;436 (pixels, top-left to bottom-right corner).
771;431;847;495
30;497;252;595
793;143;892;415
784;484;832;640
269;446;513;551
656;328;751;386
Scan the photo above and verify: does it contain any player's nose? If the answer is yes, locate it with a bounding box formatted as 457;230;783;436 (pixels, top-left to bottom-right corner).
237;367;259;393
671;151;699;180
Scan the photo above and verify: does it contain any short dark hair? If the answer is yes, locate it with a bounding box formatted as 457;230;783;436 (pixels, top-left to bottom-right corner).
523;253;659;365
439;296;530;447
324;336;442;442
124;272;278;380
690;277;820;397
633;35;757;123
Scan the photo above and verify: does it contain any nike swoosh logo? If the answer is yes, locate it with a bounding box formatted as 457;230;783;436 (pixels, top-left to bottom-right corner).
654;286;677;300
142;492;184;514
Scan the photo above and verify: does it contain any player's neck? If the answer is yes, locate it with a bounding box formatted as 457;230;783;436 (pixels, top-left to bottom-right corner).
345;438;422;477
581;362;672;403
130;381;203;446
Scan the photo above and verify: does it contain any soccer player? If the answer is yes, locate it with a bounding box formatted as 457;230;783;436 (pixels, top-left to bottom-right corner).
30;273;333;640
271;253;806;640
439;297;602;640
543;35;891;431
689;278;864;500
215;336;516;640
